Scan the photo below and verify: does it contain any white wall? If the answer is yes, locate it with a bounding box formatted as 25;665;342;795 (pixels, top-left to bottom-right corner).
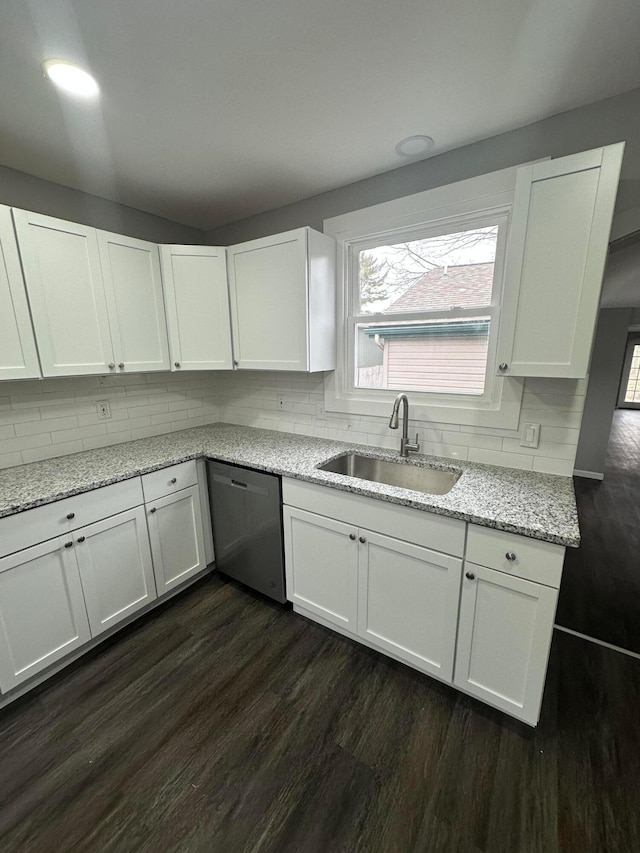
0;163;203;244
0;372;220;469
205;88;640;246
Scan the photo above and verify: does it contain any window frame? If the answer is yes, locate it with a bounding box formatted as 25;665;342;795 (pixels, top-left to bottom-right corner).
348;212;507;401
323;166;526;429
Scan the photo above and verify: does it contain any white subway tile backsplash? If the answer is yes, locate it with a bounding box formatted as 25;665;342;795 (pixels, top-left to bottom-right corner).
468;448;534;470
0;371;585;475
532;456;575;476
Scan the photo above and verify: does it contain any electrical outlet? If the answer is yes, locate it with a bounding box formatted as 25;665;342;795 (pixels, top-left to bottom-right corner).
96;400;112;420
520;422;540;448
278;395;286;410
316;400;325;418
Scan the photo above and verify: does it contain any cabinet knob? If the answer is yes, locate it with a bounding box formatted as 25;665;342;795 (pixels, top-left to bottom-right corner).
349;533;356;541
108;363;115;370
118;363;125;369
64;541;73;549
359;536;366;544
505;552;516;561
77;536;85;543
170;477;177;484
233;360;239;367
465;571;475;580
66;512;75;520
498;362;509;372
149;507;157;514
174;362;181;368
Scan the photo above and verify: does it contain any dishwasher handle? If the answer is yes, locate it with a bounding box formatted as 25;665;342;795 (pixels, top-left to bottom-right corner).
210;472;269;497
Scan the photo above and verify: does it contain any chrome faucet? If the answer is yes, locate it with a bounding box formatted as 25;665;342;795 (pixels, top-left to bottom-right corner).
388;393;420;458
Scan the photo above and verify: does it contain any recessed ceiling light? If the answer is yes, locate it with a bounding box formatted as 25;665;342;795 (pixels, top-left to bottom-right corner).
395;135;434;159
43;59;99;98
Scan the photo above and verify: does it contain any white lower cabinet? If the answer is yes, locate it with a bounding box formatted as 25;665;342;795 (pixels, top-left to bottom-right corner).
283;504;462;681
358;531;462;682
75;506;156;637
283;506;358;631
283;480;564;726
454;563;558;726
0;537;91;691
146;485;207;594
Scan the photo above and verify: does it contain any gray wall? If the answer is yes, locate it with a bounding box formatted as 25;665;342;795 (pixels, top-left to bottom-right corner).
574;308;632;477
0;164;203;244
205;87;640;245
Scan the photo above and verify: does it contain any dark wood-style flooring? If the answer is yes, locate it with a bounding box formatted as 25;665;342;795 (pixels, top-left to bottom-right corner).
557;409;640;654
1;571;639;853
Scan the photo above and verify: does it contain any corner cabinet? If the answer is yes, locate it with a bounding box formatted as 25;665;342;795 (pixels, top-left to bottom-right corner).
160;244;233;371
497;142;625;378
0;206;40;380
226;227;336;372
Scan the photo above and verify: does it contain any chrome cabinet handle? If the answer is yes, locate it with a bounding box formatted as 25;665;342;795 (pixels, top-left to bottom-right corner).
359;536;366;544
174;362;181;368
465;571;475;580
64;541;73;549
349;533;356;541
108;363;115;370
149;507;157;514
233;360;239;367
498;362;509;372
66;512;75;520
77;536;85;543
505;552;516;561
170;477;177;484
118;362;125;369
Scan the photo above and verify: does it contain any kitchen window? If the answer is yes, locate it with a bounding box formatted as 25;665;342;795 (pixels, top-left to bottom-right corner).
324;166;525;428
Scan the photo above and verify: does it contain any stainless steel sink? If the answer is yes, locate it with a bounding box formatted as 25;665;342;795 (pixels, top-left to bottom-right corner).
318;453;461;495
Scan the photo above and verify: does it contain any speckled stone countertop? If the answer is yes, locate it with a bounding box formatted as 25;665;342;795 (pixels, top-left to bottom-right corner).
0;422;580;547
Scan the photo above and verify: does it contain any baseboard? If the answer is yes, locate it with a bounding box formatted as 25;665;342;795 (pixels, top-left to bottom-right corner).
573;469;604;480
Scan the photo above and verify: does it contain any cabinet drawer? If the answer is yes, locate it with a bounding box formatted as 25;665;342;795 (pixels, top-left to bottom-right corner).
0;477;144;560
141;460;198;503
465;525;565;589
282;478;465;557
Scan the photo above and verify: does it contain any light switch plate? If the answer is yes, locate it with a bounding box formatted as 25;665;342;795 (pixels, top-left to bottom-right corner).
520;422;540;448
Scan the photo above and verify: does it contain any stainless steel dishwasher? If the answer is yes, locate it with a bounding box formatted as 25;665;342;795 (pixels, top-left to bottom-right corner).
206;460;286;603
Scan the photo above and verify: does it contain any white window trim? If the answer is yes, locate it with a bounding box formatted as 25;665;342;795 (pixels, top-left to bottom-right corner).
323;165;528;430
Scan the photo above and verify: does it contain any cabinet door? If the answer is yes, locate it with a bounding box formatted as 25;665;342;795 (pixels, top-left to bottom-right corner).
161;245;233;371
283;506;358;630
75;506;156;637
227;229;309;370
357;531;462;682
0;206;40;380
98;231;170;372
13;209;115;376
497;143;624;378
0;537;90;692
146;485;207;594
454;563;558;725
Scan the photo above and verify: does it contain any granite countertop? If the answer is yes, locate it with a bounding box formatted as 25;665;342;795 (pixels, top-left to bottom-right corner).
0;422;580;547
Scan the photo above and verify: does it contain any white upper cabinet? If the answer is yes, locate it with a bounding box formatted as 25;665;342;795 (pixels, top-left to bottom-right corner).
0;206;40;380
160;245;233;371
497;143;625;378
13;209;115;377
98;231;170;373
227;227;336;372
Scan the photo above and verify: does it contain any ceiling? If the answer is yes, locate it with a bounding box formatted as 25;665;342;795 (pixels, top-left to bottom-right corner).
1;0;640;231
